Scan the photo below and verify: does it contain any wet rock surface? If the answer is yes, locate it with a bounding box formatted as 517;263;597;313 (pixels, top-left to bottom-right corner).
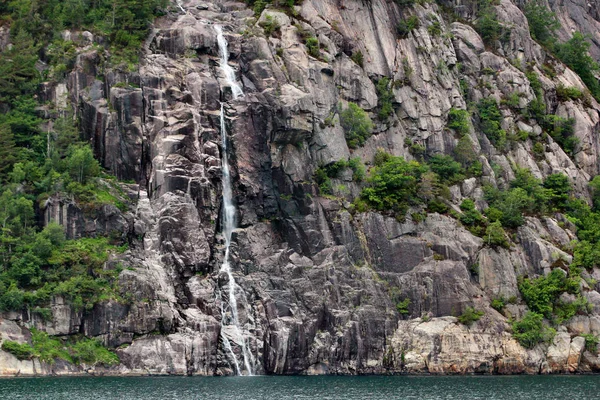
3;0;600;376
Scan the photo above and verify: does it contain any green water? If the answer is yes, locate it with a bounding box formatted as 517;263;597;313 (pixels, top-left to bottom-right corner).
1;375;599;399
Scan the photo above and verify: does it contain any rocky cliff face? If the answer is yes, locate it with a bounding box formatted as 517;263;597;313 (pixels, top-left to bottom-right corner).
3;0;600;376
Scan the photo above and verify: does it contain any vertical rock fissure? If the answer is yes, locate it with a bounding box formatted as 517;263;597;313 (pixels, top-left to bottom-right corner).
214;25;255;376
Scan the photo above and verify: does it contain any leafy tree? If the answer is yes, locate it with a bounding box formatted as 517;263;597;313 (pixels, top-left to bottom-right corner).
428;154;465;184
485;221;510;248
361;155;428;215
556;32;600;100
512;312;555;349
524;0;559;47
340;103;373;149
589;176;600;211
457;306;484;326
447;108;471;136
518;268;580;318
477;98;506;148
0;30;40;103
476;0;504;46
376;78;394;120
543;173;571;210
0;125;16;178
67;146;101;184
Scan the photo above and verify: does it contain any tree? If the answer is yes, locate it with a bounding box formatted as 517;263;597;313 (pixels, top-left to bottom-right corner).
0;29;40;103
0;125;16;179
361;155;428;214
67;146;101;184
524;0;559;47
428;154;465;184
543;173;571;210
589;176;600;211
485;221;510;248
340;103;374;149
556;32;600;100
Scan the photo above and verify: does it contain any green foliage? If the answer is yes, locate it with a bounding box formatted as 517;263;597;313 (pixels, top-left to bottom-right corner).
491;297;505;312
304;36;320;58
589;176;600;211
260;15;280;36
360;155;428;216
485;221;510;248
396;298;411;316
524;0;559;47
427;21;442;37
475;0;506;46
477;98;506;148
518;269;580;319
428;154;465;185
314;157;366;195
556;32;600;101
543;173;571;211
340;103;373;149
350;51;364;68
447;108;471;136
29;328;119;365
512;312;556;349
556;85;584;102
397;15;420;38
376;78;394;120
457;306;484;326
582;333;599;353
70;338;120;366
1;340;35;360
542;115;578;156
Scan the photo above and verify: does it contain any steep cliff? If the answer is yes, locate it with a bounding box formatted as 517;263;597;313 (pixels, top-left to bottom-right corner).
3;0;600;376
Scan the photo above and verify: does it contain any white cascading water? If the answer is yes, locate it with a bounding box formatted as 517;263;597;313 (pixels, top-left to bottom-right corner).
215;25;254;376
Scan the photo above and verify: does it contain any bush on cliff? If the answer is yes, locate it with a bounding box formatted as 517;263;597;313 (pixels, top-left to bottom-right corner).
512;312;556;349
360;155;427;215
340;103;374;149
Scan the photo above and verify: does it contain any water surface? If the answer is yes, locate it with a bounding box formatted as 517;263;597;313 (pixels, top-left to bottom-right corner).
1;375;599;400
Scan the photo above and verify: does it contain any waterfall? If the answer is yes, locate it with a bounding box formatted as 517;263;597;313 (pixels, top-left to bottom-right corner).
215;25;254;376
215;26;244;99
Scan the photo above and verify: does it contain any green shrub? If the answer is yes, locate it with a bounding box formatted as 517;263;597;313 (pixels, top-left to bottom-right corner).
518;268;580;319
428;154;465;185
589;176;600;211
476;0;504;46
350;50;364;68
542;115;578;156
71;338;119;366
1;341;35;360
556;85;584;101
396;298;411;316
457;306;484;326
427;21;442;37
340;103;374;149
582;333;599;353
556;32;600;100
485;221;510;248
376;78;394;120
512;312;555;349
305;36;320;58
348;157;366;182
491;297;506;312
477;98;506;148
447;108;471;136
360;155;428;215
524;0;559;47
543;173;571;210
260;15;280;36
397;15;420;38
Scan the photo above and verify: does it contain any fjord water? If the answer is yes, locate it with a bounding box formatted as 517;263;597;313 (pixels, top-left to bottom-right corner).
2;375;599;400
